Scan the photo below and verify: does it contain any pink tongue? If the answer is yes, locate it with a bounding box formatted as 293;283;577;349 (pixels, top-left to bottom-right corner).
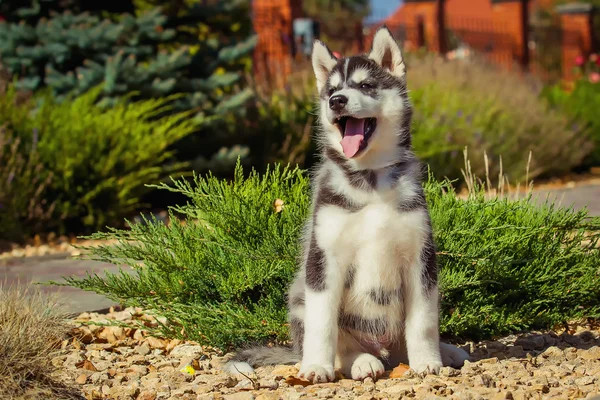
340;118;365;158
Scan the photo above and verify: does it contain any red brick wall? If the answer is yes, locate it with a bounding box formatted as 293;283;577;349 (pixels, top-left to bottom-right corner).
252;0;303;88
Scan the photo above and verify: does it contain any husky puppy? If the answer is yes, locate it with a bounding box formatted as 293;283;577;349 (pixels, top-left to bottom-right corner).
225;26;469;383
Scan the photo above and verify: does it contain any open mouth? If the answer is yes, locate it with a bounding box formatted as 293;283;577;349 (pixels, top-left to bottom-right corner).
334;116;377;158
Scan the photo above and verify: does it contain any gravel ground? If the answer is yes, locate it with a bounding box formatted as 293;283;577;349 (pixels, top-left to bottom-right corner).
51;307;600;400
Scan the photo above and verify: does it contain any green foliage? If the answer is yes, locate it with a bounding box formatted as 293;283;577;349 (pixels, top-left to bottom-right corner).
242;78;318;170
60;162;600;348
407;55;592;183
0;67;52;241
0;78;199;235
0;0;256;175
542;54;600;166
0;4;255;117
0;129;53;242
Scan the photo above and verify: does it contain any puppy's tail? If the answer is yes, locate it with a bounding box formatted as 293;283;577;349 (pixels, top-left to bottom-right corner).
224;346;300;376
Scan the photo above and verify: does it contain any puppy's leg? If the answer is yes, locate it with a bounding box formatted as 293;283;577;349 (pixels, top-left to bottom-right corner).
337;331;385;381
404;232;443;374
298;235;344;383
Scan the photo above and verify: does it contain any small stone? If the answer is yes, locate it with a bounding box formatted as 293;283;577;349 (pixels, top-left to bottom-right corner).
565;348;579;361
531;384;550;393
223;393;255;400
234;379;254;390
169;344;204;359
481;357;499;364
109;383;140;399
258;378;278;390
137;390;157;400
75;374;88;385
166;339;182;352
315;387;335;397
255;394;280;400
146;336;168;349
439;366;461;377
541;346;564;360
475;374;495;388
136;342;151;356
126;365;149;378
581;346;600;361
133;329;145;341
381;383;414;396
271;365;299;377
575;376;595;386
89;372;108;384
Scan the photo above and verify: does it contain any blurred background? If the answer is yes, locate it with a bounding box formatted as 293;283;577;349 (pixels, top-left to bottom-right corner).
0;0;599;248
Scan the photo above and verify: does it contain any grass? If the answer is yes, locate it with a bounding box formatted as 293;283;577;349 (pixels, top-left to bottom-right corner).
0;282;78;400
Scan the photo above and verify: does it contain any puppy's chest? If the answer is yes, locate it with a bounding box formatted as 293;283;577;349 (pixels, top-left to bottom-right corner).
314;194;426;263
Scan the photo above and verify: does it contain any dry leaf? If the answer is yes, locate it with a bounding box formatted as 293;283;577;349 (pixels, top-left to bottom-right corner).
284;376;312;387
389;363;410;378
273;199;284;213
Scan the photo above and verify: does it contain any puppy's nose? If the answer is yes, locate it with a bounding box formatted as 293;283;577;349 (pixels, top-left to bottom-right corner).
329;95;348;111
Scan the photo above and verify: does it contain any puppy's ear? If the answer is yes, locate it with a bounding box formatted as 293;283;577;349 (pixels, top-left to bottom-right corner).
368;26;406;78
312;40;338;92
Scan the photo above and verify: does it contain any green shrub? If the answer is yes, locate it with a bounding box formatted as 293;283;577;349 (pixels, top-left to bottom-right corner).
0;129;53;242
59;161;600;348
0;1;257;176
542;53;600;166
0;69;53;242
242;74;318;171
0;80;199;235
407;55;592;183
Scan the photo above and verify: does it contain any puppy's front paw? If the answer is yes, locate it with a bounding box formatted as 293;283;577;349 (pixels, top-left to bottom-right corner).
298;364;335;383
351;353;385;381
410;360;443;375
440;342;470;368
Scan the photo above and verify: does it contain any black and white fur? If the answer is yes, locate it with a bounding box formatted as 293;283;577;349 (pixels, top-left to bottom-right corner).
225;26;469;383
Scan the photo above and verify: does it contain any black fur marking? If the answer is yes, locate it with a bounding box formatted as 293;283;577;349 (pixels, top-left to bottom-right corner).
338;313;388;336
369;287;402;306
305;232;326;291
321;58;348;98
398;189;427;213
290;294;305;307
388;162;411;182
344;265;356;289
315;175;363;212
290;317;304;353
345;57;380;99
323;147;378;191
420;224;438;293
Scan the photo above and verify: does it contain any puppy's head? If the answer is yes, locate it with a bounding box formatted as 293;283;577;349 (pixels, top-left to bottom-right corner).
311;27;411;168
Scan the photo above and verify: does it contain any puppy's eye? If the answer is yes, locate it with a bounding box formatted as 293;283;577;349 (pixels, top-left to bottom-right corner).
360;83;373;89
328;88;336;96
